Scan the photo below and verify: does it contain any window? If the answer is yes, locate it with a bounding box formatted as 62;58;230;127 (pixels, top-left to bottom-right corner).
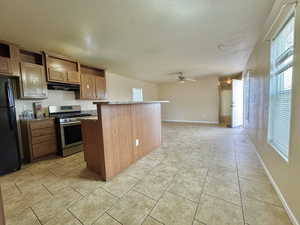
132;88;143;101
268;15;295;160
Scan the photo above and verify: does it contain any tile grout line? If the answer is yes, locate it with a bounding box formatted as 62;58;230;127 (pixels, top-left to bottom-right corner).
192;151;210;225
29;206;43;225
234;140;247;225
138;171;179;225
105;212;124;225
66;208;84;225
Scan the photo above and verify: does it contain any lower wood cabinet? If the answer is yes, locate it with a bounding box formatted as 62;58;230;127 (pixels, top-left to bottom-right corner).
20;118;57;162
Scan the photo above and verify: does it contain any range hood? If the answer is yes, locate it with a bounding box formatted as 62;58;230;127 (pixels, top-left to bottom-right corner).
47;82;80;91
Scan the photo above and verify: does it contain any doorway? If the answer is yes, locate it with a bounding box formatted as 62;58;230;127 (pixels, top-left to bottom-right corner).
231;79;244;127
218;74;244;128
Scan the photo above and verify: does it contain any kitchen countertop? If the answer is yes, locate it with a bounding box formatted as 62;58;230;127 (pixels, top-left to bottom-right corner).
19;117;55;121
93;100;169;105
79;116;98;120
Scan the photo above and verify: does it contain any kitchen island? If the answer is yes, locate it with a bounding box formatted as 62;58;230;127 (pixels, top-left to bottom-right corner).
81;101;168;180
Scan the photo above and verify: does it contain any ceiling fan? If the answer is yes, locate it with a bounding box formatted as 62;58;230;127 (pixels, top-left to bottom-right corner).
170;72;196;83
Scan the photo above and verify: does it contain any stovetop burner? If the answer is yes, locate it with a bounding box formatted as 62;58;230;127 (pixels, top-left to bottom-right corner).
52;112;92;119
48;105;95;123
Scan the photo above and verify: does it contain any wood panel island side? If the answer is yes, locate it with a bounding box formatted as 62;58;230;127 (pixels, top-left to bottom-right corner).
81;101;168;181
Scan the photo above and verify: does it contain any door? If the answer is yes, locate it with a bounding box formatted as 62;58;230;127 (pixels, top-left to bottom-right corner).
67;71;80;84
81;73;96;99
220;89;232;126
95;76;106;99
232;79;244;127
20;62;47;98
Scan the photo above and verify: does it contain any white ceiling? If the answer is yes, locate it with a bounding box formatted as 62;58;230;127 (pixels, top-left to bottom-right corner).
0;0;275;82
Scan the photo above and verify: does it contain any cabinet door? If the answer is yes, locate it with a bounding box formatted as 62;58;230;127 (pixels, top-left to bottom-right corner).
81;73;96;99
48;68;67;82
95;76;106;99
67;71;80;84
9;45;20;77
20;62;47;99
0;56;12;75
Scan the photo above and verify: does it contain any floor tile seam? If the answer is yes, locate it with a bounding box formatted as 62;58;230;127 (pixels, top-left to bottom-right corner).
235;149;247;225
241;195;284;209
104;212;124;225
68;185;86;198
66;207;84;225
41;183;54;196
148;215;166;225
29;206;43;225
14;182;23;195
139;175;177;225
192;169;209;224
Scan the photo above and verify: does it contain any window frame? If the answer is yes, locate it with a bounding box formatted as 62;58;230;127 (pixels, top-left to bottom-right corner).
267;14;295;162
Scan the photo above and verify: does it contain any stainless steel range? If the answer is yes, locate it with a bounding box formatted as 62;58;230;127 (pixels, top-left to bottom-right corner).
49;105;93;157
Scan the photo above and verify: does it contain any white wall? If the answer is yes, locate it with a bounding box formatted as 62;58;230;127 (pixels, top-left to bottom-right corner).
158;76;219;123
106;72;158;101
243;0;300;223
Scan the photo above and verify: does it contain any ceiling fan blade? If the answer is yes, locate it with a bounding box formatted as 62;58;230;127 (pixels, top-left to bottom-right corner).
185;78;197;82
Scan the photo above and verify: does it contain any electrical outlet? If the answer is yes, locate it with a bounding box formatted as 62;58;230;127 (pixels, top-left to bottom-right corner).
135;139;139;146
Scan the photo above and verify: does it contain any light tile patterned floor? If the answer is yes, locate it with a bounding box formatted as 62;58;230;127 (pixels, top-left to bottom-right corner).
0;123;293;225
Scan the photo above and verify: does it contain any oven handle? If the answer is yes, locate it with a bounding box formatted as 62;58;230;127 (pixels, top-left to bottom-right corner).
61;121;81;126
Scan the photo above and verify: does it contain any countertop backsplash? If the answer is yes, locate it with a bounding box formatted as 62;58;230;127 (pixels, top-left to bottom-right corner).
15;89;97;119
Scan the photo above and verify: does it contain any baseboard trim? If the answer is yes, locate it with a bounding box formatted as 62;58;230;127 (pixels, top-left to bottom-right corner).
162;120;219;124
255;151;299;225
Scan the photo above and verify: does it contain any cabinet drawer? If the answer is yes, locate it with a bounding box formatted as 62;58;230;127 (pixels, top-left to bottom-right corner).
30;120;55;130
32;140;57;158
31;134;56;145
31;127;55;137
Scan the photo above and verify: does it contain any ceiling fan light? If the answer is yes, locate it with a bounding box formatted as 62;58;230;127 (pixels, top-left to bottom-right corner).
179;80;185;84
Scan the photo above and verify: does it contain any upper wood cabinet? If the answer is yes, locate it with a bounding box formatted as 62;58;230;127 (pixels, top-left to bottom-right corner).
44;52;80;84
18;50;47;99
0;42;20;77
78;65;106;100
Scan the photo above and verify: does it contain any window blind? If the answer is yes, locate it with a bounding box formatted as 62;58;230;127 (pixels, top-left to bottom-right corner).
268;15;295;160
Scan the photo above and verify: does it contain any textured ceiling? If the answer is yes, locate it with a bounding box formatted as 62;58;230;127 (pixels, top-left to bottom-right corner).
0;0;275;82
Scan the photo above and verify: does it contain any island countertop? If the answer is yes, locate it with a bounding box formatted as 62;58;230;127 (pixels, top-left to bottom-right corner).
93;100;169;105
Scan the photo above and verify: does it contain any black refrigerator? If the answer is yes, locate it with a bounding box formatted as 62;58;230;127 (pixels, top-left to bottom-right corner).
0;77;21;175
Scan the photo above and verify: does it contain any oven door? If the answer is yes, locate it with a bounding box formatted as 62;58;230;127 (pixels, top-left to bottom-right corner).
60;121;82;149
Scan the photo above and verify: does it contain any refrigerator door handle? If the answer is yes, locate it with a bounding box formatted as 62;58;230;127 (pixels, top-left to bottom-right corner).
5;81;14;107
7;107;15;130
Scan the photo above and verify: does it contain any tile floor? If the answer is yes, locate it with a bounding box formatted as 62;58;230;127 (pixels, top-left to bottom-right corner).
0;123;293;225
